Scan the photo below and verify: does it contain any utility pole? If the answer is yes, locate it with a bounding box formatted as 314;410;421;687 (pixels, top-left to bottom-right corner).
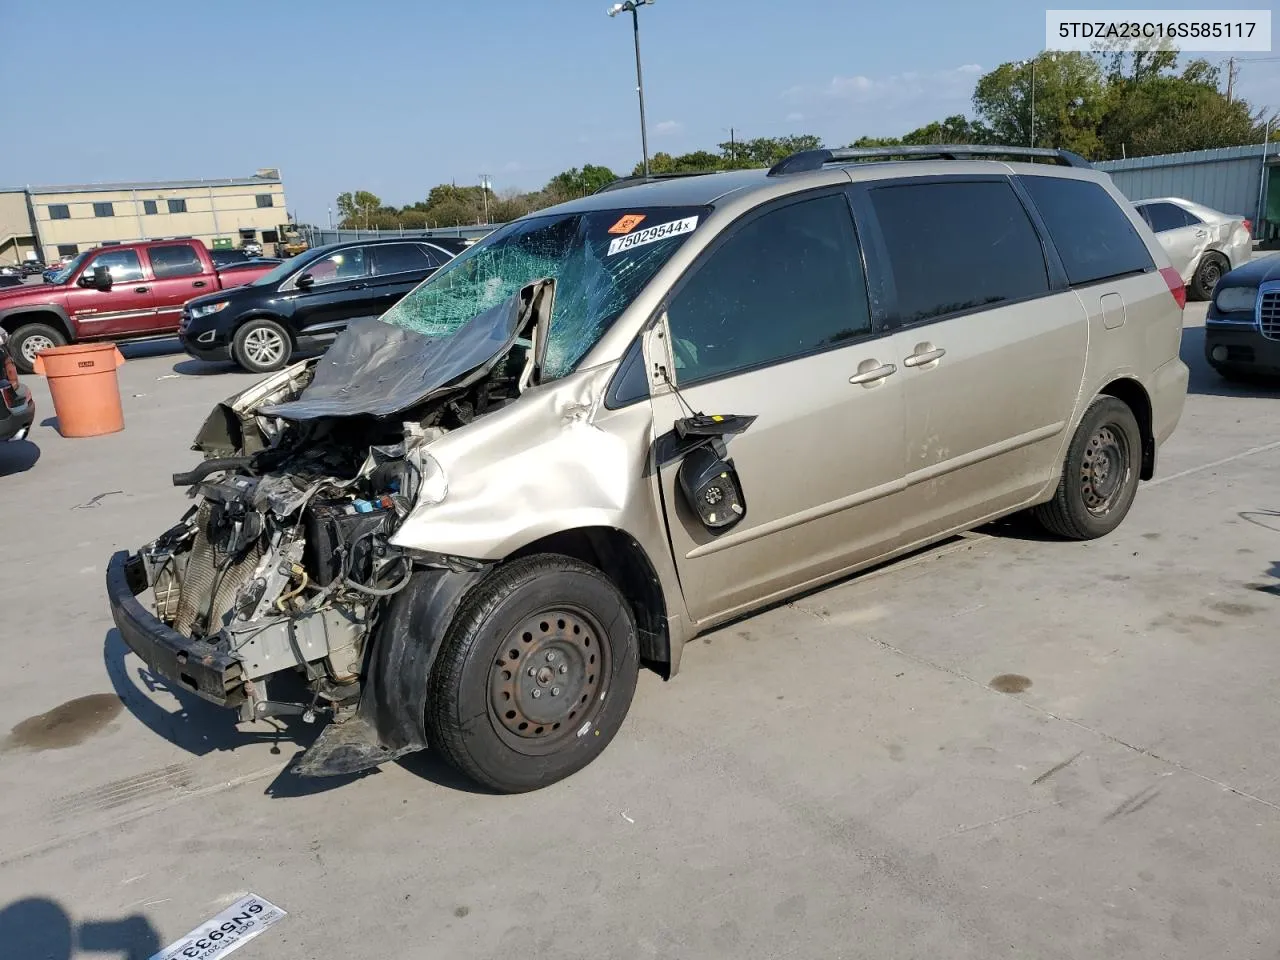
730;127;736;164
478;173;491;224
1029;58;1037;147
608;1;654;178
1226;57;1236;103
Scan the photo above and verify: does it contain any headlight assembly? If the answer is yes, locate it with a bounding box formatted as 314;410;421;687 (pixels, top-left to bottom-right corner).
190;300;230;319
1214;286;1257;316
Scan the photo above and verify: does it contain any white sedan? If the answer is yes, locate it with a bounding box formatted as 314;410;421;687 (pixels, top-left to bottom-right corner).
1133;197;1253;301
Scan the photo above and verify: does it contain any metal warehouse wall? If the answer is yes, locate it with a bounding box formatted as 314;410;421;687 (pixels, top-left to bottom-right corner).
1096;143;1273;222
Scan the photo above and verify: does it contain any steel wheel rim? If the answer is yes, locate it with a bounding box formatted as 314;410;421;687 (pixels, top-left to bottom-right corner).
489;606;611;754
21;335;53;365
1080;423;1129;516
243;327;285;366
1202;261;1221;288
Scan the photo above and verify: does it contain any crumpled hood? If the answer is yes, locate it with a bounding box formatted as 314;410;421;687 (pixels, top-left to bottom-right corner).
255;278;553;422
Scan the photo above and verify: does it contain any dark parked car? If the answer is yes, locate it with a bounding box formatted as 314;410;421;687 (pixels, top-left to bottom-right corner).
179;237;461;373
0;275;21;289
20;260;45;277
1203;254;1280;380
0;330;35;442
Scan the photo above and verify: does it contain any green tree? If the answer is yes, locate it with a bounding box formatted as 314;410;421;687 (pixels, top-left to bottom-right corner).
1098;59;1270;157
973;52;1107;156
546;164;618;198
901;115;991;145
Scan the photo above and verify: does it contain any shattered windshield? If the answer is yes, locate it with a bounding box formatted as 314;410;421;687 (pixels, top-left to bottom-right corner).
381;206;707;378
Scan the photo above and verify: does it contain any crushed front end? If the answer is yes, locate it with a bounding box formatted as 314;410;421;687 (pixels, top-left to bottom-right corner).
106;282;554;772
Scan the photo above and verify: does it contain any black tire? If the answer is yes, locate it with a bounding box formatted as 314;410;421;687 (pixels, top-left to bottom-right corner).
1188;255;1225;302
426;554;639;793
1033;396;1142;540
231;317;292;373
8;322;67;375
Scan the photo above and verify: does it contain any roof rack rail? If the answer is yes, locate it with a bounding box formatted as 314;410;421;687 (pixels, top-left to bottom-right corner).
593;171;721;195
767;144;1092;176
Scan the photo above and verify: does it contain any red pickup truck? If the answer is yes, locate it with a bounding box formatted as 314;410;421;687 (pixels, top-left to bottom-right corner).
0;239;276;373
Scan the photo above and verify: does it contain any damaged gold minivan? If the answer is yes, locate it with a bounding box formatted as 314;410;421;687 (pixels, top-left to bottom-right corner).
107;146;1189;792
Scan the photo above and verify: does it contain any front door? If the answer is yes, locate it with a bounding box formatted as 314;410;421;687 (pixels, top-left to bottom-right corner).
288;246;371;336
855;177;1088;543
146;242;213;331
645;191;911;626
64;248;156;337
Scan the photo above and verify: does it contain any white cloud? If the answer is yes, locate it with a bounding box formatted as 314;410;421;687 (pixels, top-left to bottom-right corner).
785;111;806;122
784;64;984;109
653;120;682;136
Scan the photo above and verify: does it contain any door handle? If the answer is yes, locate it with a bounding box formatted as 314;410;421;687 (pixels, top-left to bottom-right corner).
192;280;207;288
903;346;946;367
848;362;896;385
134;286;150;294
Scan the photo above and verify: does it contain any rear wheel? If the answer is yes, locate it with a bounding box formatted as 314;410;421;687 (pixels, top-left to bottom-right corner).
426;554;639;793
1189;254;1225;301
8;322;67;375
231;318;291;373
1033;396;1142;540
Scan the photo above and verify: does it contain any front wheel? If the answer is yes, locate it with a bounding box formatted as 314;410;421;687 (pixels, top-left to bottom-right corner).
426;555;640;793
1033;396;1142;540
231;317;291;373
9;322;67;375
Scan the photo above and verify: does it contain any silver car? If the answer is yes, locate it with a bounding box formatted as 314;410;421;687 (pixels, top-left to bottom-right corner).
107;145;1189;793
1133;197;1253;300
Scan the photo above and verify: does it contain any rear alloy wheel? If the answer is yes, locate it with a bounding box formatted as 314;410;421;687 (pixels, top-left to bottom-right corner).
1033;396;1142;540
232;318;291;373
426;554;639;793
9;322;67;375
1189;255;1225;301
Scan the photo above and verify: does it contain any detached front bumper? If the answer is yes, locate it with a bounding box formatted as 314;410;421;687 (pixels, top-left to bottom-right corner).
105;550;245;707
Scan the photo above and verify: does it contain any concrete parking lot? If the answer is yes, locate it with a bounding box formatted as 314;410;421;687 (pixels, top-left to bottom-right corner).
1;293;1279;959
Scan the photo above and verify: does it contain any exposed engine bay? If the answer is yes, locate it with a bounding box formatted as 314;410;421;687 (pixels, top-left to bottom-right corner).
128;280;554;734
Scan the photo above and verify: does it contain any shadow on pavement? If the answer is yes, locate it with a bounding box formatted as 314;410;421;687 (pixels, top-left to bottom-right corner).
0;438;39;475
119;338;183;362
1181;326;1280;398
172;358;237;376
103;629;317;758
0;897;161;960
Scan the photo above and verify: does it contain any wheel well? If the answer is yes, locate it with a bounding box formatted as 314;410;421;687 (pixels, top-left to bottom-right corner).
1099;378;1155;480
509;527;671;677
1;311;70;340
234;314;295;345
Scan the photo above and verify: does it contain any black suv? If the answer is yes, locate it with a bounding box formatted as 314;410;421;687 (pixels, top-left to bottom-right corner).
179;237;466;373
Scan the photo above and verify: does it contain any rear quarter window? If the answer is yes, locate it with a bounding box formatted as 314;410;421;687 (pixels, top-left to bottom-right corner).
1020;176;1154;286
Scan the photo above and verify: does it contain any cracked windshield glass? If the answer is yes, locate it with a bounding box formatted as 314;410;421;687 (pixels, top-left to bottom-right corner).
381;205;708;377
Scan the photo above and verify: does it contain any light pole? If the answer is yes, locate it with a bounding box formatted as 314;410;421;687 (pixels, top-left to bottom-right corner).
479;173;492;224
1017;58;1037;147
608;0;654;177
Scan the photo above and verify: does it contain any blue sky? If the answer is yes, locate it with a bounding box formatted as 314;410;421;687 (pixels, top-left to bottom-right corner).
1;0;1276;222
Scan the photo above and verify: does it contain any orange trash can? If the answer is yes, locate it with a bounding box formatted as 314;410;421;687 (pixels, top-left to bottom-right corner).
33;343;126;438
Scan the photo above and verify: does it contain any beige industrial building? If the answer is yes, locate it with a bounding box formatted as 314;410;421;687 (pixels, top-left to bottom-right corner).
0;169;288;265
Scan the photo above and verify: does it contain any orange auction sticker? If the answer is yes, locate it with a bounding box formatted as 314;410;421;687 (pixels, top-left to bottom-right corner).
607;214;646;234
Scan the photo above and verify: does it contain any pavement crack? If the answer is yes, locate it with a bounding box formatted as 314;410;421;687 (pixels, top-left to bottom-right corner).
862;632;1280;816
1031;751;1083;785
942;800;1066;838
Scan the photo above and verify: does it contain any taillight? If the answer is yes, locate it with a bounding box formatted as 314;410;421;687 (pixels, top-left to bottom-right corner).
1242;218;1253;236
1160;266;1186;310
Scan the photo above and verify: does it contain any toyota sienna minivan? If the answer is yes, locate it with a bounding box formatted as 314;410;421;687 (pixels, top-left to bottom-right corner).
108;145;1189;793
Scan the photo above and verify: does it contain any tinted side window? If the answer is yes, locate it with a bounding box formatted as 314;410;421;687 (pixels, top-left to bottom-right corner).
304;247;367;285
372;243;431;276
150;243;204;279
87;249;143;283
868;181;1048;325
1021;176;1154;286
667;194;870;384
1145;202;1192;232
